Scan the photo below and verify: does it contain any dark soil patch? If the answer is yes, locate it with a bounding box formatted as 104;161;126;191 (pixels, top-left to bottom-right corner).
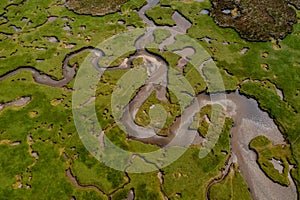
66;0;128;16
210;0;297;41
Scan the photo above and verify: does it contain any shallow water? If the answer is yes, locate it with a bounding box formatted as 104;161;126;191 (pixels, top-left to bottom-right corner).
228;93;297;200
132;2;298;198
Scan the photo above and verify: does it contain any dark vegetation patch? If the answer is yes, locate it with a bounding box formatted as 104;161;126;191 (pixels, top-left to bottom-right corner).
210;0;297;41
66;0;128;16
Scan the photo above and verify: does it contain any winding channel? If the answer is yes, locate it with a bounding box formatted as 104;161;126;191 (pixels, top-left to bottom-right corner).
0;46;103;88
135;1;298;199
0;1;298;200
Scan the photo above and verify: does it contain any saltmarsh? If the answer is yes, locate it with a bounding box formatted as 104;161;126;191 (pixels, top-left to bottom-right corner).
0;0;299;199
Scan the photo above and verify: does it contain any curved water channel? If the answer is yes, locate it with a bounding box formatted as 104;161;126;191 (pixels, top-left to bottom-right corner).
0;47;103;87
133;1;298;199
0;1;297;199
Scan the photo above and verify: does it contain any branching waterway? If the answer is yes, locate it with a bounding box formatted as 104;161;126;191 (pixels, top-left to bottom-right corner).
0;0;297;199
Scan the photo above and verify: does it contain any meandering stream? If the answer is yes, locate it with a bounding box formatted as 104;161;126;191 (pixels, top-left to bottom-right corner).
128;1;299;199
0;0;297;199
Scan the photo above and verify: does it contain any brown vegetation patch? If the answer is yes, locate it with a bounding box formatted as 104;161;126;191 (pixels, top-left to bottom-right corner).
210;0;297;41
66;0;128;16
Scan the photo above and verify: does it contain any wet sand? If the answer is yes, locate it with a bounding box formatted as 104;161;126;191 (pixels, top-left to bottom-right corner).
228;93;297;200
0;0;297;199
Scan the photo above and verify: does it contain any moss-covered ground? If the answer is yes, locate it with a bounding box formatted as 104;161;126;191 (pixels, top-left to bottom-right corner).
209;164;252;200
0;0;300;199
